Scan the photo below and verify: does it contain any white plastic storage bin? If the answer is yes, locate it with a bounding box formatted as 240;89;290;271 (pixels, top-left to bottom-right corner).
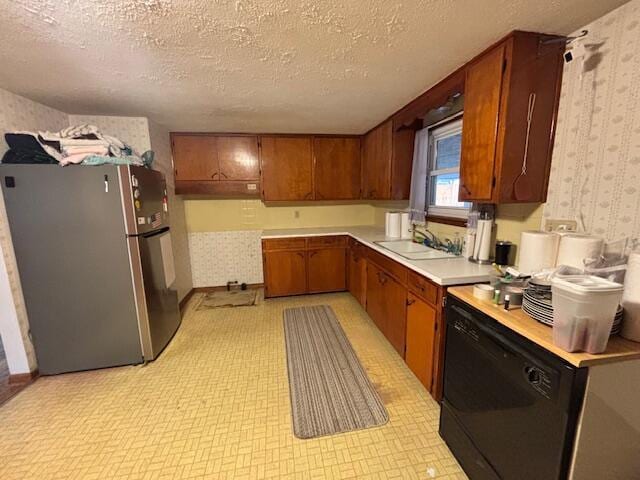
551;276;623;354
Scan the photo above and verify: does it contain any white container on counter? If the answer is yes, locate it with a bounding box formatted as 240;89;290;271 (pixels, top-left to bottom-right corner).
385;212;401;238
551;275;623;354
400;212;412;239
518;230;559;275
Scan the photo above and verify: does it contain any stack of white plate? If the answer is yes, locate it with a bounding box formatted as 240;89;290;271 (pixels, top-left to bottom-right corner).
522;280;623;336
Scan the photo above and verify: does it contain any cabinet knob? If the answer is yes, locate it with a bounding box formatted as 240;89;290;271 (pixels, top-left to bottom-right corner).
407;298;415;306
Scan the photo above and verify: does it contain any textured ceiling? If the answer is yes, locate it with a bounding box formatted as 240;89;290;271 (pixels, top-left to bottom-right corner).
0;0;629;133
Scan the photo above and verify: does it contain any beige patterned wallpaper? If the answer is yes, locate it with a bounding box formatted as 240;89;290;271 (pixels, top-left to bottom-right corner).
544;0;640;241
148;119;193;300
0;88;69;373
68;115;152;153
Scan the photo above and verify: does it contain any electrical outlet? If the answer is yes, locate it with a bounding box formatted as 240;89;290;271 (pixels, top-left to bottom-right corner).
294;210;300;219
545;219;577;232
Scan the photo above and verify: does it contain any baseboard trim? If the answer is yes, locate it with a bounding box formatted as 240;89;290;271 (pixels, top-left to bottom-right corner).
179;288;196;312
8;369;39;385
194;283;264;293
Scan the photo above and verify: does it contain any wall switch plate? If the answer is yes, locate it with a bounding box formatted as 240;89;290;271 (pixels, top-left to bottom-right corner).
545;219;578;232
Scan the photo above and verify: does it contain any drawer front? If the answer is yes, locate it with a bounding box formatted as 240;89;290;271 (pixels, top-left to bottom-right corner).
307;235;348;248
407;270;439;305
262;237;307;251
367;248;408;284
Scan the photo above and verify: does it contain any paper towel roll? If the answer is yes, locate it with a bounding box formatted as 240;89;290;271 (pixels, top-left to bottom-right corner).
556;234;603;269
517;231;559;275
622;251;640;341
386;212;401;238
400;212;412;239
477;219;493;261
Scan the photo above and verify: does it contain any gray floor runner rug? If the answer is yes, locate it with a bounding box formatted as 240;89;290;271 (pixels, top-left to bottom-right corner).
283;305;389;439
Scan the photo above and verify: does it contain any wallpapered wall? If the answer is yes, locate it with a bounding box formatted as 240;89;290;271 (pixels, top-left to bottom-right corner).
544;0;640;241
148;119;193;300
0;88;69;373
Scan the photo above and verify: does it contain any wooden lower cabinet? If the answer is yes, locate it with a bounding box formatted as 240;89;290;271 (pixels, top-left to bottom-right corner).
263;250;307;297
262;235;448;402
348;241;367;306
308;248;346;293
405;292;437;391
263;236;347;297
366;262;407;357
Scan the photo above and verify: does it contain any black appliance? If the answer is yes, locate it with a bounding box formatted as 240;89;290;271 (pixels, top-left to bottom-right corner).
439;296;588;480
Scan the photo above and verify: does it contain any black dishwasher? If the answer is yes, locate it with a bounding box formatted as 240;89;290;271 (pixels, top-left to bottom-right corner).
439;296;588;480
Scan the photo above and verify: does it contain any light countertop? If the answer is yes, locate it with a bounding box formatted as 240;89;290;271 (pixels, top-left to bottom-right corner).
261;225;493;286
448;286;640;367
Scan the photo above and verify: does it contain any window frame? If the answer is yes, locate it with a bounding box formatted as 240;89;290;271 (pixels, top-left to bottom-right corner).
427;116;469;220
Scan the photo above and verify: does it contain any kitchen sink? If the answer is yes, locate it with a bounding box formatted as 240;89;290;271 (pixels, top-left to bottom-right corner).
374;240;456;260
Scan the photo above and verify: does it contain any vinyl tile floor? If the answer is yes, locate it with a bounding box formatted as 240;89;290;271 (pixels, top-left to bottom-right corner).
0;292;466;480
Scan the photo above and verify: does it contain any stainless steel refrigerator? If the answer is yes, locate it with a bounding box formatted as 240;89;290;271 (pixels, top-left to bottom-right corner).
1;164;181;374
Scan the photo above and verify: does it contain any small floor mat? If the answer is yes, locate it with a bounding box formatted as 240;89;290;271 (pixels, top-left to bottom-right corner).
284;304;388;439
196;289;261;309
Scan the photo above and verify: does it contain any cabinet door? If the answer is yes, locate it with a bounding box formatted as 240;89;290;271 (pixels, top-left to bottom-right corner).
260;136;313;201
362;121;392;199
366;262;387;334
171;135;218;181
366;262;407;356
384;273;408;357
348;245;367;306
391;129;415;200
217;136;260;181
263;250;307;297
308;248;346;293
459;44;505;202
405;292;437;391
314;137;361;200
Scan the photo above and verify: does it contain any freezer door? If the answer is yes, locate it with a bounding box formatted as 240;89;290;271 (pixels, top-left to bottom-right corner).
133;227;180;360
0;164;143;374
122;165;169;235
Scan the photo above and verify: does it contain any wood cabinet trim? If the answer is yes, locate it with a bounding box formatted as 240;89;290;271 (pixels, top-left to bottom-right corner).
366;248;408;286
407;270;440;306
262;237;307;251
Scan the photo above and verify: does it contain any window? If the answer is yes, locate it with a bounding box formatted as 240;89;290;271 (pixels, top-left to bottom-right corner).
428;117;470;219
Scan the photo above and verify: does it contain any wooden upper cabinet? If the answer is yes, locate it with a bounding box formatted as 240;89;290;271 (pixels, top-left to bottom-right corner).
313;137;361;200
217;136;260;181
171;135;218;181
460;31;564;203
362;121;392;199
362;120;414;200
459;44;505;202
171;134;261;196
260;136;313;201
